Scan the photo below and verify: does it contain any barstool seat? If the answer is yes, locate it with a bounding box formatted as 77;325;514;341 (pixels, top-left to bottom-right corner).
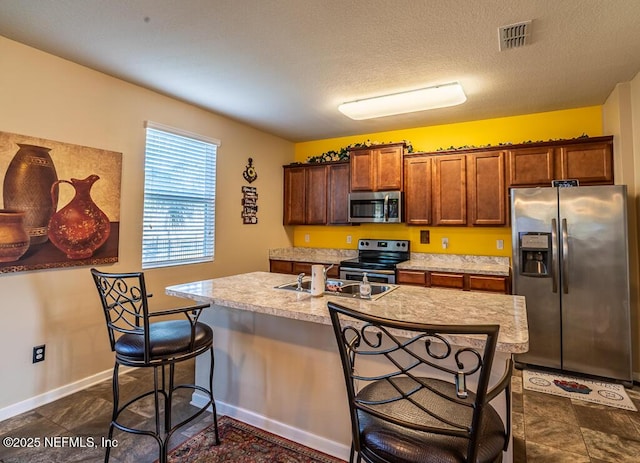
90;268;220;463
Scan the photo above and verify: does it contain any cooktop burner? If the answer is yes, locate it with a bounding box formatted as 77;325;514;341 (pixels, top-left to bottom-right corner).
340;239;410;270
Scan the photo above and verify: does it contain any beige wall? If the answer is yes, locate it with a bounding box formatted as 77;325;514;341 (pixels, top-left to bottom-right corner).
603;73;640;378
0;37;294;413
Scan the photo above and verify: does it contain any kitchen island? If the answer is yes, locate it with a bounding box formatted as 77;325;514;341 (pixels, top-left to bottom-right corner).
166;271;528;461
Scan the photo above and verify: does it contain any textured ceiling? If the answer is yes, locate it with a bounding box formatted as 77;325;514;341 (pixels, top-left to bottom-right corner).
1;0;640;142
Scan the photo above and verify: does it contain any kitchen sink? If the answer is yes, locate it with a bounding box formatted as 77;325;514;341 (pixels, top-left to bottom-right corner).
275;278;398;300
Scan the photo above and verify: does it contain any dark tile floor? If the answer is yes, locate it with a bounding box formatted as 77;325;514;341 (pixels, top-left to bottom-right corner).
0;362;639;462
0;359;213;463
511;368;640;463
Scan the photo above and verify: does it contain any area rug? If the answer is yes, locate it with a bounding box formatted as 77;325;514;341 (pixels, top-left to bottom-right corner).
523;369;637;411
164;415;346;462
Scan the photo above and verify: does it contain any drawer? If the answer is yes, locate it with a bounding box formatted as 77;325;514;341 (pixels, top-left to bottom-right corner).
396;270;427;286
468;275;509;293
430;272;465;289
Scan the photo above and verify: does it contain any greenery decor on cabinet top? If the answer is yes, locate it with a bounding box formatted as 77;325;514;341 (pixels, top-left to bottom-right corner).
433;133;591;152
305;140;414;163
303;134;593;164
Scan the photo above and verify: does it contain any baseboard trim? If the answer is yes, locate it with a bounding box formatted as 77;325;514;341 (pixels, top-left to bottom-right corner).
191;391;351;461
0;366;135;422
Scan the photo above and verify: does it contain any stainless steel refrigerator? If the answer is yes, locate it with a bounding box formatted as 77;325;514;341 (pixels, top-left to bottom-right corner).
511;185;632;384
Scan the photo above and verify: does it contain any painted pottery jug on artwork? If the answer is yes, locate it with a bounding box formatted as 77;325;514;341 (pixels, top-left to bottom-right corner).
48;175;111;259
0;210;30;262
3;144;59;245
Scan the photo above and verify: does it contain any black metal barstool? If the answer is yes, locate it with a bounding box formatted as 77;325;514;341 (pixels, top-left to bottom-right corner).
327;301;512;463
90;268;219;463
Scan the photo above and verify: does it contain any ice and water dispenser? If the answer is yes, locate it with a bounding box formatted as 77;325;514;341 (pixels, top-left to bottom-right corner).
518;232;551;277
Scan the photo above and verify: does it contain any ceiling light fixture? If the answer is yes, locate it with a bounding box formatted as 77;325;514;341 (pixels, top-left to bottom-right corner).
338;82;467;120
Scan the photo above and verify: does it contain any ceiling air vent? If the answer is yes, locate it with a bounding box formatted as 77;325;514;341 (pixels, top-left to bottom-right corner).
498;20;531;51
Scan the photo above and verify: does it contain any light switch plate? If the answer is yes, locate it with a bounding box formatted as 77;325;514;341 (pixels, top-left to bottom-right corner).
441;237;448;249
497;239;504;250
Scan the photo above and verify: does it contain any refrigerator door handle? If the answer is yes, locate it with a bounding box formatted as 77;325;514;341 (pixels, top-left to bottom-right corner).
561;218;569;294
551;218;558;293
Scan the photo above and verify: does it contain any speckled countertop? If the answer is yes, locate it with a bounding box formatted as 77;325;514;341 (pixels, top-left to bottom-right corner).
269;247;357;264
397;253;511;276
269;247;511;276
166;271;528;354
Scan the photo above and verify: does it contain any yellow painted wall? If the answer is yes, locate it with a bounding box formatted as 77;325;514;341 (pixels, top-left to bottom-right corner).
292;107;604;256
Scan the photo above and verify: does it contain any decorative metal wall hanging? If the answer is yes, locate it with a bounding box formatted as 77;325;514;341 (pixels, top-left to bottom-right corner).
241;186;258;224
242;157;258;183
0;130;122;274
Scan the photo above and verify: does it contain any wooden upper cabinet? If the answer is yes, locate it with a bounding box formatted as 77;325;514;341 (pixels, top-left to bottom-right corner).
350;143;404;191
283;166;306;225
557;141;613;184
283;162;348;226
507;146;555;187
432;154;466;225
375;145;404;190
305;164;328;224
508;136;613;187
467;151;507;226
327;162;350;224
350;149;374;191
404;154;432;225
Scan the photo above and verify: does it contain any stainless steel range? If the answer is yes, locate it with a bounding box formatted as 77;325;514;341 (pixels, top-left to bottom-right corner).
339;239;410;284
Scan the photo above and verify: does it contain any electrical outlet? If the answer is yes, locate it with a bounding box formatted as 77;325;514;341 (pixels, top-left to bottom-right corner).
33;345;45;363
304;234;310;243
441;237;448;249
496;239;504;250
346;235;352;244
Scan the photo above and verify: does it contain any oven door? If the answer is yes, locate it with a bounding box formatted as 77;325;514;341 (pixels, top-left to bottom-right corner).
339;267;396;284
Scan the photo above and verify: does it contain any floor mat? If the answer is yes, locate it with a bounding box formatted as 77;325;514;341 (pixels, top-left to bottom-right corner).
522;369;637;411
163;415;346;462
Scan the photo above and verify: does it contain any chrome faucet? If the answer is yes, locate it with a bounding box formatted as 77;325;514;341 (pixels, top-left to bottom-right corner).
323;264;334;283
296;273;305;291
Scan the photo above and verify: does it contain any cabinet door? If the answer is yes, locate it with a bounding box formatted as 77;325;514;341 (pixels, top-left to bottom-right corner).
404;155;432;225
558;141;613;184
305;165;328;224
433;155;466;225
507;147;555;187
270;259;293;274
350;150;374;191
375;145;403;190
467;151;506;226
283;166;306;225
292;262;313;275
328;163;350;224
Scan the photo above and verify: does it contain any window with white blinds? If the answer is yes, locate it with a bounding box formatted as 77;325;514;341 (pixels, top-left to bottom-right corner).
142;122;219;269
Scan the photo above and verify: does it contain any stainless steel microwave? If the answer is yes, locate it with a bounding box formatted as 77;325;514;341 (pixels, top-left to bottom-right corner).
348;191;402;223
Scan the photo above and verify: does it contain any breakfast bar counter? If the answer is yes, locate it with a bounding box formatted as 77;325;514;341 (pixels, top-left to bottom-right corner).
166;271;528;461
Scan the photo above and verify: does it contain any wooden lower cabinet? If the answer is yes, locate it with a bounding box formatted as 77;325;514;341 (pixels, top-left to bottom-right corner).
396;269;510;294
467;274;511;294
395;269;427;286
269;259;340;278
430;272;465;289
270;259;293;274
